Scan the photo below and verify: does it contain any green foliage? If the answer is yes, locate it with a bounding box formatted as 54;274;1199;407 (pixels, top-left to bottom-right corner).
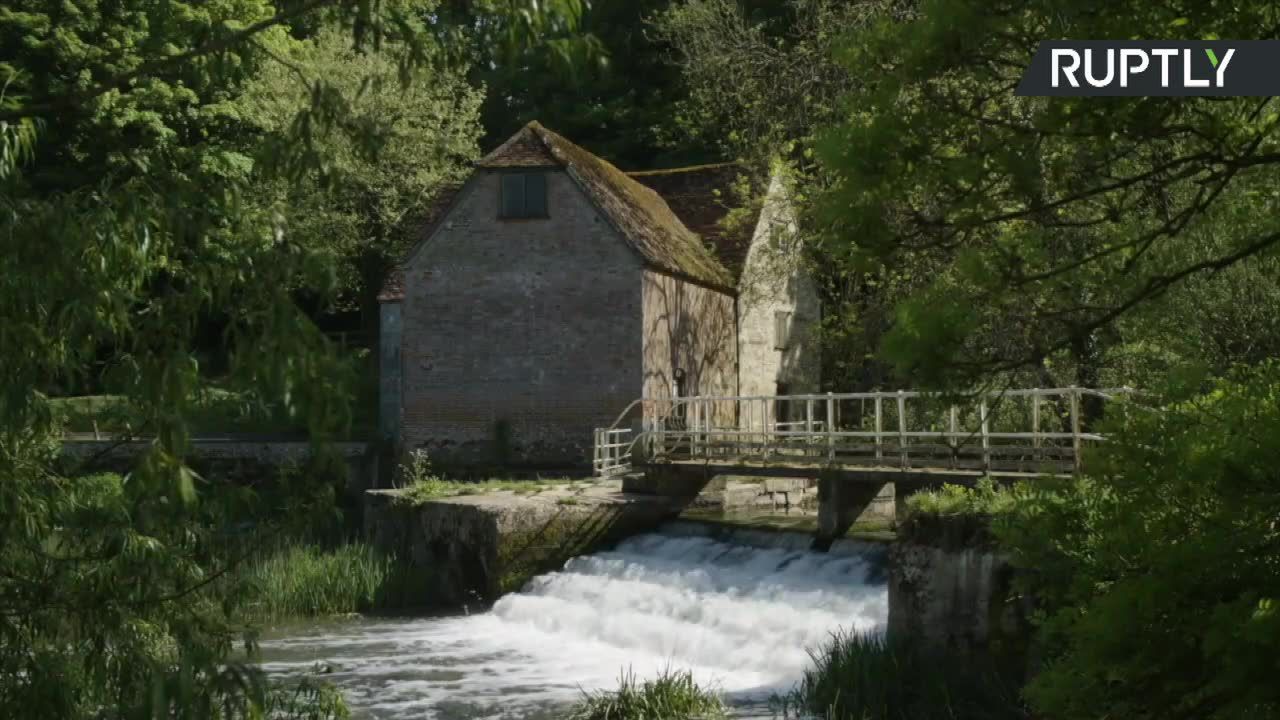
994;363;1280;719
0;2;568;716
264;679;351;720
238;542;394;621
53;389;306;436
779;631;1027;720
816;0;1280;390
567;668;728;720
905;477;1016;518
656;0;927;391
444;0;713;169
237;26;483;317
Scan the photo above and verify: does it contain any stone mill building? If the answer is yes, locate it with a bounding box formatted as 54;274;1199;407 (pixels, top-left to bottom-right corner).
378;122;819;467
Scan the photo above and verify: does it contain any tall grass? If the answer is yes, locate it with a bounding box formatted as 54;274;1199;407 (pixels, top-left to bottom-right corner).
239;542;394;621
779;632;1027;720
567;668;728;720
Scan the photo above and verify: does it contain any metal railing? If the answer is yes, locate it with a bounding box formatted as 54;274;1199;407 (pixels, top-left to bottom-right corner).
592;387;1134;477
593;427;634;477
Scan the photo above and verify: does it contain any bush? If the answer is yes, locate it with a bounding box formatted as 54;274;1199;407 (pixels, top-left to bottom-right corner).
567;668;727;720
905;476;1017;518
239;542;393;621
995;363;1280;719
779;632;1027;720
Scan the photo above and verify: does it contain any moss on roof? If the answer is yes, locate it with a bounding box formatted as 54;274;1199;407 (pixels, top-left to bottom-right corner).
628;163;764;282
484;122;736;291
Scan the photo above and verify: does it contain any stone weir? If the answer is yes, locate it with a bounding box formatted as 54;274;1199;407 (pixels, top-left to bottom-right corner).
363;484;680;608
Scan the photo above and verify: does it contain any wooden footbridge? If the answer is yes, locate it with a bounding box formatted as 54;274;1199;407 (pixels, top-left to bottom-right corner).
595;387;1131;478
594;387;1132;545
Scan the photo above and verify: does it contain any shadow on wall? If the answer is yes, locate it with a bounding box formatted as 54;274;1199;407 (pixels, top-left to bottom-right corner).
642;272;737;425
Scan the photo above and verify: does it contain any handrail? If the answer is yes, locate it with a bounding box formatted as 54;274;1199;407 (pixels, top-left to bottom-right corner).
593;386;1136;477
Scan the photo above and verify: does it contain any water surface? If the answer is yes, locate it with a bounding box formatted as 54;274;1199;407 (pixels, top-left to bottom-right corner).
261;528;888;719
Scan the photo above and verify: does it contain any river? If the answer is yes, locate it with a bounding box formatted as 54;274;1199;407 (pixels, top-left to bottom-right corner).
260;524;889;719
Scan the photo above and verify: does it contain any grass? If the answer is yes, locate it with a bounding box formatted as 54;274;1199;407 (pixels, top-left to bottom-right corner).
567;668;728;720
904;476;1018;518
777;632;1027;720
396;449;585;504
238;542;395;621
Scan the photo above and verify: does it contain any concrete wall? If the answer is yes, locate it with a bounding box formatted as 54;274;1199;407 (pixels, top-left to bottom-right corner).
399;170;644;467
737;174;820;403
641;270;737;425
379;301;402;442
889;514;1033;661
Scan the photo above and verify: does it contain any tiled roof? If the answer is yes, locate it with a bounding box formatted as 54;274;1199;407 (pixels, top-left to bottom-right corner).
382;123;748;299
477;126;560;168
628;163;763;282
480;122;735;291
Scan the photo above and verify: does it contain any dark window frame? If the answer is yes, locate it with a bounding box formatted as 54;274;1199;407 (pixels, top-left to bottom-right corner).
499;171;549;220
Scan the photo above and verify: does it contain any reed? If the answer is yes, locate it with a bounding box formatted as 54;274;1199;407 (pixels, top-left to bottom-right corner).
240;542;394;621
778;631;1027;720
567;668;728;720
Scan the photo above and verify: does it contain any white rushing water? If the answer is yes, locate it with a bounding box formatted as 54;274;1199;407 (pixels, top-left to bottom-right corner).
260;526;889;719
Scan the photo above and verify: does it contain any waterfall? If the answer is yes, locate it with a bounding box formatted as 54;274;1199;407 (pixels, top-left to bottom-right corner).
261;525;889;719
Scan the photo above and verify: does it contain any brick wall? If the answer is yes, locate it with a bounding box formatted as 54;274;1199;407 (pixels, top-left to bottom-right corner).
399;169;644;467
641;270;738;426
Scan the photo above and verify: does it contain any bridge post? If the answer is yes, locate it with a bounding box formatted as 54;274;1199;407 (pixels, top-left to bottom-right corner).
980;397;990;471
1070;387;1081;472
897;390;908;468
826;392;835;462
874;396;883;462
948;405;958;469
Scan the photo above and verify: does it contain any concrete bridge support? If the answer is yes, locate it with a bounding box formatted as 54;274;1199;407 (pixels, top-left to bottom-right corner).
814;472;895;550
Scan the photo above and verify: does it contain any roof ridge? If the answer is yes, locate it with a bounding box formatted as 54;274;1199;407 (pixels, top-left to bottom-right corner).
625;162;740;176
524;123;735;291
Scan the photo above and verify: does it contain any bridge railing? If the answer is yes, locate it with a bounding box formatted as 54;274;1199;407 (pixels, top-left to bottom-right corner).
593;387;1135;477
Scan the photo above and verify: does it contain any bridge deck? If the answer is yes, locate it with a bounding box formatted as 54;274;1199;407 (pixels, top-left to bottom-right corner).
640;458;1063;484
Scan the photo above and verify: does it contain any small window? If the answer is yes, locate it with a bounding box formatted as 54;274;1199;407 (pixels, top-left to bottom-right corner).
500;172;548;219
774;311;792;350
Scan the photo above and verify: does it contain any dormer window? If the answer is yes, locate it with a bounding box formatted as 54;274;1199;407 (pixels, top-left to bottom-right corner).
500;172;548;219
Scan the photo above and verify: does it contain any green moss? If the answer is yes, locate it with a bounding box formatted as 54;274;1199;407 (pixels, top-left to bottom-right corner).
496;505;622;594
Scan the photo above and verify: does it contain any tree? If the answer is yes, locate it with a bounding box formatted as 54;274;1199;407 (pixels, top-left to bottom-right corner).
238;27;484;331
0;1;564;716
655;0;921;391
815;0;1280;391
995;365;1280;719
438;0;715;169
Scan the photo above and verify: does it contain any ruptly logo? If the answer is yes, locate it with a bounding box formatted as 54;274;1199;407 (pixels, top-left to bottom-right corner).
1016;41;1280;96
